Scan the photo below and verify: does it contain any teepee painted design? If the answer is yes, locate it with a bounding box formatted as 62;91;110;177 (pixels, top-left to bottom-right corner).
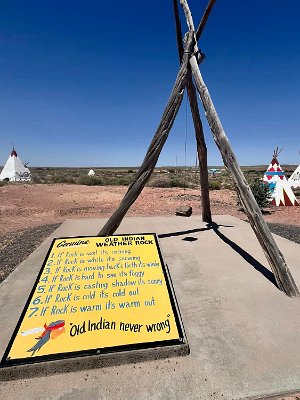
288;164;300;189
263;148;299;206
263;148;286;193
271;179;299;206
0;147;31;182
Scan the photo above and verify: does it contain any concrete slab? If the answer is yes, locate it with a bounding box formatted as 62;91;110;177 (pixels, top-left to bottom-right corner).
0;215;299;399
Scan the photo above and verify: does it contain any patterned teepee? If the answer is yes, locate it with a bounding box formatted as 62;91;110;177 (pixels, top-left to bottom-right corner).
263;148;299;206
263;148;286;191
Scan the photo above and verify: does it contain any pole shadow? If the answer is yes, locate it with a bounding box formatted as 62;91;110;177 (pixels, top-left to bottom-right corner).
158;224;233;240
158;227;214;239
207;222;277;288
158;222;278;289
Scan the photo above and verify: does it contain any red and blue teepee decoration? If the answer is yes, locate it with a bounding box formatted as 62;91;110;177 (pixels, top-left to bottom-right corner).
263;148;299;206
263;148;285;192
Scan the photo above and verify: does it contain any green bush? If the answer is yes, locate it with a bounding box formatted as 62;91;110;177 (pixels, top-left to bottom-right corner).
0;180;8;187
249;178;272;208
76;175;103;186
31;176;43;184
209;180;221;190
170;176;189;188
51;175;76;184
105;175;133;186
148;175;190;188
113;176;133;186
148;176;171;188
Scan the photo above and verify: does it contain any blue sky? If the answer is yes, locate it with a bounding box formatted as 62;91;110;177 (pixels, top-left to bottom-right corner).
0;1;299;167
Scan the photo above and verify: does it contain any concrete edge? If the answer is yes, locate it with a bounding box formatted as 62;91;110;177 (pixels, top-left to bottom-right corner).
0;342;190;381
242;387;300;399
0;226;190;381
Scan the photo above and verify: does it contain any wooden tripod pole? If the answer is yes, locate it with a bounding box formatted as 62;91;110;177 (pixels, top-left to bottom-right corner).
173;0;212;223
98;30;194;236
196;0;216;41
180;0;299;297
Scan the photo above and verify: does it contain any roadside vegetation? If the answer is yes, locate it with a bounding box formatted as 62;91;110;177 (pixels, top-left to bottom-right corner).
249;177;273;209
2;165;297;195
28;167;231;189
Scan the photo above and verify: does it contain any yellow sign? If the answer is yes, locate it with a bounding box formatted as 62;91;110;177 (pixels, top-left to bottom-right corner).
1;234;184;365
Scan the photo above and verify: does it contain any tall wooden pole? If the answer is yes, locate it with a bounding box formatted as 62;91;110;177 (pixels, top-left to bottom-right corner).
98;30;194;236
173;0;212;223
180;0;299;297
187;73;211;222
196;0;216;41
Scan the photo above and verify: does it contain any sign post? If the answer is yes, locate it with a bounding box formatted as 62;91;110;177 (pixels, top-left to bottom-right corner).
1;234;188;367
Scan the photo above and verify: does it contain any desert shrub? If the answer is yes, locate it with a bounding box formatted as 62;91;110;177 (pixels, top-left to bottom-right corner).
31;176;43;184
113;176;133;186
72;171;82;177
111;175;134;186
209;180;221;190
51;175;76;184
171;176;189;188
221;182;234;190
167;168;175;174
148;175;190;188
0;180;7;187
76;175;103;186
75;174;134;186
148;176;171;188
249;178;272;208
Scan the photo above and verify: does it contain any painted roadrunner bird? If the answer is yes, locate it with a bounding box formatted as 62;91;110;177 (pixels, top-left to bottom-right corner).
21;320;65;356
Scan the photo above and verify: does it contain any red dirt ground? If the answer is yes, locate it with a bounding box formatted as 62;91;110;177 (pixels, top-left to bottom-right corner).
0;187;299;399
0;184;299;236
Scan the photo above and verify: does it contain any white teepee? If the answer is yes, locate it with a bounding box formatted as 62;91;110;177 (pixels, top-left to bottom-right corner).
88;169;95;176
288;164;300;189
0;147;31;182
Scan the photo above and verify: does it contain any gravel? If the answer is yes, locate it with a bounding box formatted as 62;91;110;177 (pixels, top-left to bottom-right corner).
0;223;61;283
267;223;299;245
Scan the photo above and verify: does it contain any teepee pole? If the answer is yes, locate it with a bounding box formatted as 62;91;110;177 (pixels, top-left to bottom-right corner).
195;0;216;41
98;30;194;236
180;0;299;297
173;0;212;223
188;74;212;222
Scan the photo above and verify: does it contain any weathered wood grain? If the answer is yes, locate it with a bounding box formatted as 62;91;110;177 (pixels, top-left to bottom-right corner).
187;71;212;222
181;0;299;297
173;0;212;222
